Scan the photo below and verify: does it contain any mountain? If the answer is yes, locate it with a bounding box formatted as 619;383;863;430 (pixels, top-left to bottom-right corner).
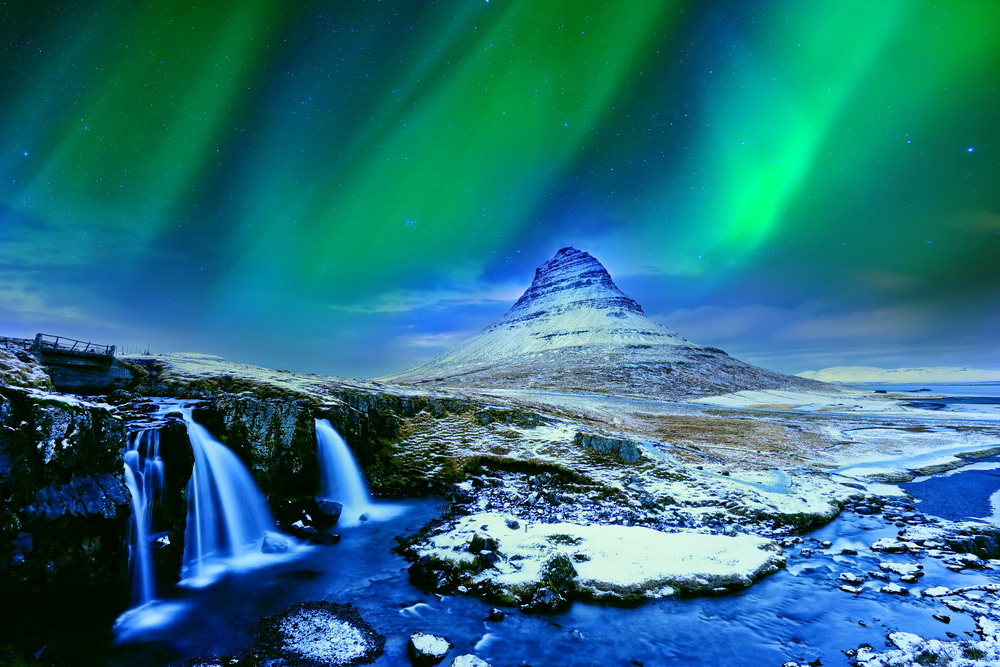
797;366;999;384
383;247;825;398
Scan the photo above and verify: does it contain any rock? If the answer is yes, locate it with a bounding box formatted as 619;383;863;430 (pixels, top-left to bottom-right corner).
841;548;859;556
309;533;342;546
448;656;491;667
407;631;452;666
573;432;642;464
839;585;864;594
486;608;505;622
868;570;890;582
799;548;813;558
316;499;344;526
922;586;951;597
468;533;499;554
839;573;863;586
933;614;951;624
505;518;520;530
523;586;567;613
878;562;922;577
255;600;384;666
259;532;290;554
871;538;908;554
879;583;908;595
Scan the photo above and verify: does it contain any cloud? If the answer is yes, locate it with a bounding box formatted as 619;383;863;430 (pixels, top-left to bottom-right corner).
652;300;995;373
328;280;528;314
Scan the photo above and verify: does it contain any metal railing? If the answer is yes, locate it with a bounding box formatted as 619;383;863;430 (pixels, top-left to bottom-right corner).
33;333;115;357
0;336;34;351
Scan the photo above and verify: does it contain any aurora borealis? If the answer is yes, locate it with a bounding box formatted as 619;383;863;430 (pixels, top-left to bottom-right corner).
2;1;997;378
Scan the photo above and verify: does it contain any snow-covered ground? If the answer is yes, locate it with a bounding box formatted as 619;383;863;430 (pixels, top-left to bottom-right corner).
691;387;1000;420
414;512;785;601
797;365;999;384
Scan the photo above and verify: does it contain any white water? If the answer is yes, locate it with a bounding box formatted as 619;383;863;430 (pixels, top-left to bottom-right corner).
123;428;164;606
180;407;288;586
315;418;402;527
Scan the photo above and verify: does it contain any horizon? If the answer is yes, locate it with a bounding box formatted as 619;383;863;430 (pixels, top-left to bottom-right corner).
3;1;997;379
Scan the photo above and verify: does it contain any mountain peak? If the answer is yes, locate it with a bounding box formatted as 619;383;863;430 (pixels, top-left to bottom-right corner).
501;247;643;326
383;247;822;399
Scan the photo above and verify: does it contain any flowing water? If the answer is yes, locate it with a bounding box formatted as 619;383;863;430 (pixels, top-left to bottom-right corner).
122;427;164;606
180;406;286;587
108;492;997;667
316;418;402;527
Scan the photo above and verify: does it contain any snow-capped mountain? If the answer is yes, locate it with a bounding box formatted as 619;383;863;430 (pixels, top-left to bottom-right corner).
384;247;825;398
797;366;999;384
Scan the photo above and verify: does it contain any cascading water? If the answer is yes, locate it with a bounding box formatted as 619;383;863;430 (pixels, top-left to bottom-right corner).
315;418;402;526
179;407;284;585
123;427;164;607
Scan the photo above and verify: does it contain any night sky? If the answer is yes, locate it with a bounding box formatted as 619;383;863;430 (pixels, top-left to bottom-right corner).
2;1;997;379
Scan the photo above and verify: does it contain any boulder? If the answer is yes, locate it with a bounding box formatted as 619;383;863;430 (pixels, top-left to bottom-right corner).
449;656;491;667
408;632;452;666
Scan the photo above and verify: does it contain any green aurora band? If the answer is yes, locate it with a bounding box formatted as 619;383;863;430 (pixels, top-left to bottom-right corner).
1;0;997;375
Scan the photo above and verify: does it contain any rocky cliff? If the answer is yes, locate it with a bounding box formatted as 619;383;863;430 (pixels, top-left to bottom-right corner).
0;385;131;662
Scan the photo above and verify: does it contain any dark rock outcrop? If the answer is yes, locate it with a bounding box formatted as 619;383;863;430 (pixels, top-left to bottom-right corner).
574;432;643;463
0;385;131;661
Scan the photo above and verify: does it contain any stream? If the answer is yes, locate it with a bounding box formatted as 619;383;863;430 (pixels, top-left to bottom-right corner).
107;487;998;667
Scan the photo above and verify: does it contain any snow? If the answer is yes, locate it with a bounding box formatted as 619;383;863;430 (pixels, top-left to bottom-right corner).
416;512;785;598
278;607;370;664
409;631;450;657
797;365;999;384
0;348;50;389
691;387;999;420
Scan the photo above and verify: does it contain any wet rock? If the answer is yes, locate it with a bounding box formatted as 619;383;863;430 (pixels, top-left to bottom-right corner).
878;562;922;577
868;570;890;582
258;532;290;554
839;585;864;595
523;586;567;613
316;499;344;526
448;656;491;667
841;548;859;556
407;631;452;666
880;583;908;595
255;600;384;666
486;608;505;622
408;556;453;592
505;518;520;530
308;532;342;546
871;538;908;554
922;586;951;597
933;614;951;624
839;573;863;586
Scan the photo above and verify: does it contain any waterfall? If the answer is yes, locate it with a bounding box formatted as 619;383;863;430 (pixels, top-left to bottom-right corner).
315;418;402;526
179;407;284;585
123;427;164;606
